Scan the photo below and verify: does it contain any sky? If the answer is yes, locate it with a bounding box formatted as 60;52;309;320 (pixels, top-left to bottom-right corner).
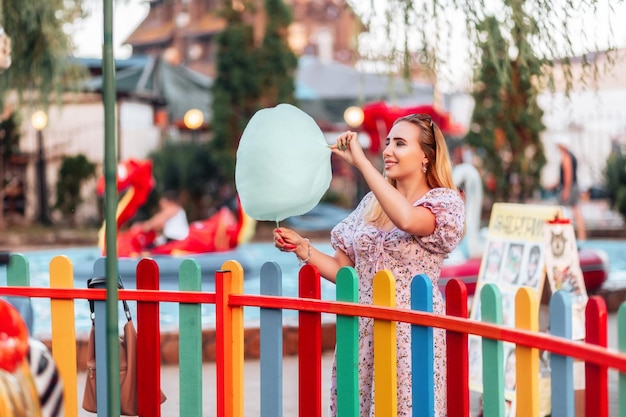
70;1;150;59
70;0;626;91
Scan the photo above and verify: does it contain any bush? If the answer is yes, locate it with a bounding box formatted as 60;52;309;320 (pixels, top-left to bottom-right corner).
605;150;626;220
148;141;224;221
54;154;96;224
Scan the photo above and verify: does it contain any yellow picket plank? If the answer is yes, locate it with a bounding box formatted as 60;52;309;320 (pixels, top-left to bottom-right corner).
515;287;539;417
373;270;397;417
49;256;78;417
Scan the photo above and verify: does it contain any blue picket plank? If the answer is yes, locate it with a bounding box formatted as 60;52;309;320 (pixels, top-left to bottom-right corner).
549;291;575;417
260;262;283;417
411;274;434;417
89;272;110;417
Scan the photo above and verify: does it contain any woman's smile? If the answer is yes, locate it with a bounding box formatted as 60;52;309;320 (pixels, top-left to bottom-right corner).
383;158;397;171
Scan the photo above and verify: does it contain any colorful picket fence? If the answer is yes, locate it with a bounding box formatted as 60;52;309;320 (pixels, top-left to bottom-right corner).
1;253;626;417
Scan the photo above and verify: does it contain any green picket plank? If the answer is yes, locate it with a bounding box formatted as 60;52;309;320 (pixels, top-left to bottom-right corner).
480;284;506;417
7;253;29;286
336;266;359;417
179;259;203;417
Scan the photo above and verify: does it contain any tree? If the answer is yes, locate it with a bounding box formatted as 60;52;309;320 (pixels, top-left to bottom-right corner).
0;0;87;229
148;142;223;221
348;0;619;91
211;1;262;183
256;0;298;107
464;14;546;203
0;0;86;108
605;148;626;221
0;111;21;225
53;154;96;225
211;0;298;185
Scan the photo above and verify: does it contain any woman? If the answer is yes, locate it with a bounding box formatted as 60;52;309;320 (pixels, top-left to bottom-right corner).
273;113;464;416
555;136;586;240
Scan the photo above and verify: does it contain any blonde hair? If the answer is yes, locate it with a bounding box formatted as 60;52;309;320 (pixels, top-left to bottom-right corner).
364;113;457;227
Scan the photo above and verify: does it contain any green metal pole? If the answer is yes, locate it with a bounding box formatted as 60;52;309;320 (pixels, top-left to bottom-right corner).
103;0;120;416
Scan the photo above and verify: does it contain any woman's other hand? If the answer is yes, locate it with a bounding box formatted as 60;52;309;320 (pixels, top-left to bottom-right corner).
330;130;367;168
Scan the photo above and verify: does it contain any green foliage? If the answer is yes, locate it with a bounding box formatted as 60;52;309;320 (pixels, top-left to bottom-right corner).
53;154;96;223
148;141;223;221
211;0;297;184
0;111;21;226
0;0;88;108
348;0;618;91
0;111;21;165
605;150;626;221
464;14;546;203
256;0;298;106
212;3;261;161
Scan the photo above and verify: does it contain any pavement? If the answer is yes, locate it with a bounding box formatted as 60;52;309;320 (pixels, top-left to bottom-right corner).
74;351;336;417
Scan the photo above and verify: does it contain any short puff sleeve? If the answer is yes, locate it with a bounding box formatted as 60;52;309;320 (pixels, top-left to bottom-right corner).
417;188;465;254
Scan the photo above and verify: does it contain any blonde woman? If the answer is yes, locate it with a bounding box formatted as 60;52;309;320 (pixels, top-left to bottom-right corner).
274;114;465;416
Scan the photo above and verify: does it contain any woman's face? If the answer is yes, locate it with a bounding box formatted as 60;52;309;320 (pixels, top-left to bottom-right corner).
382;121;427;182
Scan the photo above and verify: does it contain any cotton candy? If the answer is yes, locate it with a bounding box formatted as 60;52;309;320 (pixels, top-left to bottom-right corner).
235;103;332;222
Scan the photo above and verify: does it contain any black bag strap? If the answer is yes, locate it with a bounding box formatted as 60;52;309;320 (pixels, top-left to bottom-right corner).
87;275;132;322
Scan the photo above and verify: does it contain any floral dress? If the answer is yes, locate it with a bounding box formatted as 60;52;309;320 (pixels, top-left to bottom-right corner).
328;188;465;417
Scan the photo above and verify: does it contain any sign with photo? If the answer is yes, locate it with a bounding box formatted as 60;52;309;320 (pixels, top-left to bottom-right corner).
543;219;588;341
468;203;563;403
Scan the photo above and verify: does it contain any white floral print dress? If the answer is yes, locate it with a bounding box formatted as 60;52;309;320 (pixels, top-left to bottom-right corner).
328;188;465;417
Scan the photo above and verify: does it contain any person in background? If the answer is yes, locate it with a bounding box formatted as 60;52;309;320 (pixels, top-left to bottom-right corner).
554;136;587;241
134;190;189;246
273;113;465;416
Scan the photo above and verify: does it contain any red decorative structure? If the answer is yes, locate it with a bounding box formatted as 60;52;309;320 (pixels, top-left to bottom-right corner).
361;101;466;153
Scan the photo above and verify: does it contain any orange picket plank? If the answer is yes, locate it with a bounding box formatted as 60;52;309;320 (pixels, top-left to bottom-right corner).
216;260;245;417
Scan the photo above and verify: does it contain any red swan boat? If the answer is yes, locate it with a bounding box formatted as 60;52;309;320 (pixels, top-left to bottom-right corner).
97;158;255;258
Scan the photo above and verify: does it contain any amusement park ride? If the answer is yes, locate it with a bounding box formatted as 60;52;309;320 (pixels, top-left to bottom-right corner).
96;159;254;258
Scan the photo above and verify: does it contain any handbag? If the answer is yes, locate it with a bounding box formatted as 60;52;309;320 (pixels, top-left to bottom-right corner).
82;277;166;415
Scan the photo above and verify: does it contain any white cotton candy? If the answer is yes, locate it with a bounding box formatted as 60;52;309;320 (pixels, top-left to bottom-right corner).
235;103;332;222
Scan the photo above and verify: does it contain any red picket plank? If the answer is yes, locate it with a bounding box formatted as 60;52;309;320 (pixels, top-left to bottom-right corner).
215;269;229;417
298;264;322;417
585;296;608;417
136;258;162;417
445;279;469;417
